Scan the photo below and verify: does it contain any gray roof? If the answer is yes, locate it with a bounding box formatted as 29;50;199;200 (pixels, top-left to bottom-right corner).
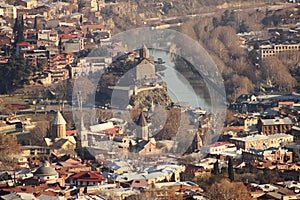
1;193;22;200
232;133;293;142
33;166;57;176
51;111;66;125
261;117;294;126
37;194;58;200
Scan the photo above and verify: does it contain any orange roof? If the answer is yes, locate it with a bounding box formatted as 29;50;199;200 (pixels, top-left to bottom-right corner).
278;101;294;105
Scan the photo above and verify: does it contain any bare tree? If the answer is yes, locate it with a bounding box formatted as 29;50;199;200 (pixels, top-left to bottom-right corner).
262;57;296;91
0;135;21;169
28;121;49;145
206;179;252;200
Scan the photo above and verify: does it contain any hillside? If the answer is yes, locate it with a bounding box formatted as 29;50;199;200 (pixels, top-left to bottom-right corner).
101;1;300;101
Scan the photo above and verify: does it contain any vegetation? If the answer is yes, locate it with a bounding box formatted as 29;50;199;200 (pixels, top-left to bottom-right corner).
212;160;220;175
100;0;276;34
27;121;49;146
206;179;252;200
0;55;40;94
235;162;284;184
0;135;22;169
178;7;299;101
228;158;234;182
13;16;25;44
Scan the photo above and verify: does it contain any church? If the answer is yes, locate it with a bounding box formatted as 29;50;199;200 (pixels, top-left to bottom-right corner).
135;45;157;83
44;111;76;151
127;110;158;155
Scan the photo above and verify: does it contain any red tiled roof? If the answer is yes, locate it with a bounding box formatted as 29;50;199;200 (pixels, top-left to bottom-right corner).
207;141;232;148
101;127;119;134
69;171;105;181
26;31;38;34
58;34;77;40
66;130;77;136
16;42;30;47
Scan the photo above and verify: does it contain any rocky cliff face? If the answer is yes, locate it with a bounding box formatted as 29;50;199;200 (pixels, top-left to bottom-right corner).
129;87;172;109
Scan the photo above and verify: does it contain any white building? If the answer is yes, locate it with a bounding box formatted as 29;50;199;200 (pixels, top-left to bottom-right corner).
201;142;237;155
71;56;112;78
38;30;59;43
0;4;17;19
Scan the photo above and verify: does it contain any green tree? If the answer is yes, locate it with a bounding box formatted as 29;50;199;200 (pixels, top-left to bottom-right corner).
238;20;249;33
228;158;234;182
15;16;25;44
33;16;38;29
0;55;38;94
212;17;219;28
212;160;220;175
79;15;83;24
13;18;18;36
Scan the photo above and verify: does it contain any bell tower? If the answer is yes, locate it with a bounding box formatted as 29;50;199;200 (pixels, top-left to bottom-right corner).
50;111;67;138
139;44;150;59
137;111;149;141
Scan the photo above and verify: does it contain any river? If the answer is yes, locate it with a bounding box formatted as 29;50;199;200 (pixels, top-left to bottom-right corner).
150;49;212;112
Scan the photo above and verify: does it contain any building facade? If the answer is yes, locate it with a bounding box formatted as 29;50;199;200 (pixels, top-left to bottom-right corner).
230;134;294;150
242;147;293;163
258;117;294;135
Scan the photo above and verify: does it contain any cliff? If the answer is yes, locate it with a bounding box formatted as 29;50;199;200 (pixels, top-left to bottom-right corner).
129;86;172;109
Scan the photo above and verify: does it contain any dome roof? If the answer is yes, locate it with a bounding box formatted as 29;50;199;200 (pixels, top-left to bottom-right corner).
33;166;58;176
51;111;66;125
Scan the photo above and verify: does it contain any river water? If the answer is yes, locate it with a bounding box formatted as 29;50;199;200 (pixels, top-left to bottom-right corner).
150;49;211;112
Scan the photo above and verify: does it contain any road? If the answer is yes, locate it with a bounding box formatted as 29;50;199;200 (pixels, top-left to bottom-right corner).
146;2;295;28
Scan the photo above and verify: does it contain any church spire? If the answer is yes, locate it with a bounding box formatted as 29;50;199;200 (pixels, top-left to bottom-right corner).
137;111;149;141
80;113;88;147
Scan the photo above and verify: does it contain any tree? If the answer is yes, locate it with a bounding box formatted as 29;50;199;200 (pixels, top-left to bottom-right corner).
212;17;219;28
79;15;83;24
16;16;25;43
0;55;38;94
261;57;296;91
28;121;49;146
206;179;252;200
228;158;234;182
212;160;220;175
238;20;249;33
33;16;38;29
0;135;21;169
13;18;18;36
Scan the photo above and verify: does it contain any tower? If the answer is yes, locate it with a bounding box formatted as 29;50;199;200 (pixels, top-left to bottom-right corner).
80;115;88;147
51;111;67;138
192;131;202;152
184;131;203;154
136;44;155;81
137;111;149;141
139;44;150;59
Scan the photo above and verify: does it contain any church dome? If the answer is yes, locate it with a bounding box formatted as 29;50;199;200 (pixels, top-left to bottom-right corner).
33;166;57;176
33;162;58;176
